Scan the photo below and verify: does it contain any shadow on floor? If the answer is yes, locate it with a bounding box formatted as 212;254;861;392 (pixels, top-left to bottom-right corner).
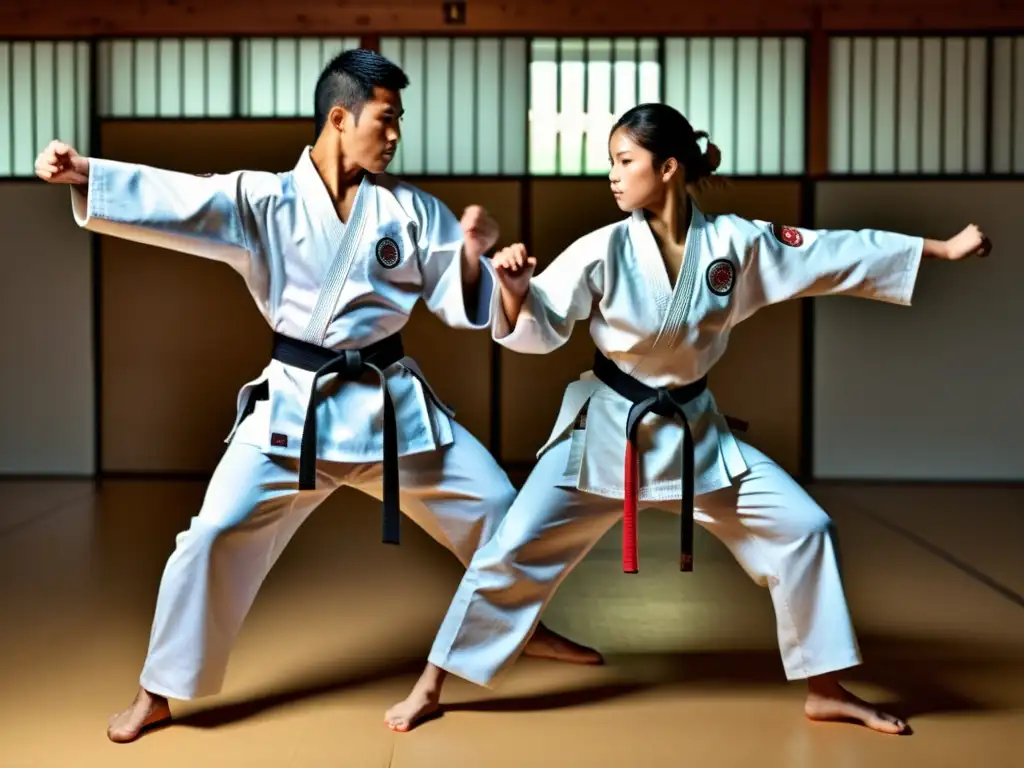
170;632;1023;733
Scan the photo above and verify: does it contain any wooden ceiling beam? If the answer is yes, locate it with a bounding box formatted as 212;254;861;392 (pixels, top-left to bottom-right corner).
2;0;1023;39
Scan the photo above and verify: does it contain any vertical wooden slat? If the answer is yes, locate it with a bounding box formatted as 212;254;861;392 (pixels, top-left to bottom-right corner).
807;12;830;176
802;13;830;481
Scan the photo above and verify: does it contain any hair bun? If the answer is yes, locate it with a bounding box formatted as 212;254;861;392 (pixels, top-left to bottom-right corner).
705;142;722;173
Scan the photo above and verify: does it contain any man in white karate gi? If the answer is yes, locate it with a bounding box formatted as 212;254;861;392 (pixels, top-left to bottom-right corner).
35;48;600;743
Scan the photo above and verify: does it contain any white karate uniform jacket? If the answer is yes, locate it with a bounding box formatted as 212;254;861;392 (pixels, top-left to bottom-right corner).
71;148;500;464
494;203;924;501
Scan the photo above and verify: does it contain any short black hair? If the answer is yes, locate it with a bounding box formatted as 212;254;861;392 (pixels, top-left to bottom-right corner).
313;48;409;136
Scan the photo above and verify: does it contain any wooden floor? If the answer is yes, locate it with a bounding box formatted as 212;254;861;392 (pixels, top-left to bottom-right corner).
1;478;1022;767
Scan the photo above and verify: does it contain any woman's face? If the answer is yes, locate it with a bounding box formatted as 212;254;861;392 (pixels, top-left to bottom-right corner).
607;126;676;211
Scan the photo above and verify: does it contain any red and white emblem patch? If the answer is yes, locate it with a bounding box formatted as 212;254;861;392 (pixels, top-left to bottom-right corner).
771;223;805;248
376;236;401;269
706;259;735;296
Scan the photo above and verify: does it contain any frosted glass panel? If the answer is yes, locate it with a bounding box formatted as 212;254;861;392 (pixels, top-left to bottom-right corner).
238;37;360;118
1;41;90;177
559;39;587;176
529;39;559;176
450;38;476;174
383;37;424;174
206;40;234;118
425;38;452;174
181;39;207;117
382;37;527;175
474;39;502;175
830;36;989;174
132;40;158;117
664;37;803;176
98;38;233;118
992;37;1024;173
530;37;661;176
157;40;183;117
501;39;528;175
782;38;805;174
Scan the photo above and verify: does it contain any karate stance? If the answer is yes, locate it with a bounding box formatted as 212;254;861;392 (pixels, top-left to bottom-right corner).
35;48;598;744
385;102;991;734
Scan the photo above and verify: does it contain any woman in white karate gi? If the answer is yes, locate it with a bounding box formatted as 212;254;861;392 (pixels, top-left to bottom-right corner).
385;102;991;734
35;49;600;744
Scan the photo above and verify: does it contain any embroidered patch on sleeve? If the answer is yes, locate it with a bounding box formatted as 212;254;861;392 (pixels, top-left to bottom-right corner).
771;223;805;248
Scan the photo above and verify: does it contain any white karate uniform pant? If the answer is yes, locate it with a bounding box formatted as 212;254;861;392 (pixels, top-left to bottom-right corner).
138;408;516;701
428;437;862;687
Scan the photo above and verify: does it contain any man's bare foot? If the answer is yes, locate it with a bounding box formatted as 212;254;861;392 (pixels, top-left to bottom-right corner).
107;688;171;743
805;675;908;734
385;664;445;733
523;622;604;665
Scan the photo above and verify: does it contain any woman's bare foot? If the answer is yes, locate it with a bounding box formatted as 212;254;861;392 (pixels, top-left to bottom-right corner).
385;664;446;733
107;687;172;743
805;674;908;734
523;623;604;665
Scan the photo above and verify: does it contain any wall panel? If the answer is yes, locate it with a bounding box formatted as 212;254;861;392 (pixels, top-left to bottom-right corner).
0;183;94;474
401;178;523;448
99;123;286;471
814;181;1023;480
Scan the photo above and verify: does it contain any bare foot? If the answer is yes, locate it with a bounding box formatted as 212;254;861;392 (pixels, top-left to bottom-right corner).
805;676;908;735
107;688;171;743
385;664;445;733
523;623;604;665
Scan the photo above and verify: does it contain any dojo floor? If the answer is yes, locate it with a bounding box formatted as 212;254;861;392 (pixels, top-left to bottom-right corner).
1;478;1022;767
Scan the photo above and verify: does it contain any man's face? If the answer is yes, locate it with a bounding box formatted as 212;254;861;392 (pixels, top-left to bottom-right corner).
340;87;403;173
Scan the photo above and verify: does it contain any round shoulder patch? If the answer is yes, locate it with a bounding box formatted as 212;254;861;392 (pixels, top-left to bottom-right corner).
771;223;805;248
706;258;736;296
375;236;401;269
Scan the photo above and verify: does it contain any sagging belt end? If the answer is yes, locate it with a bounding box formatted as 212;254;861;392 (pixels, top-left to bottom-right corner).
680;553;693;572
382;510;401;546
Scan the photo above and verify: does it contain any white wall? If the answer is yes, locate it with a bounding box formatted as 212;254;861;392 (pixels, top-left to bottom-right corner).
0;183;94;475
813;181;1024;480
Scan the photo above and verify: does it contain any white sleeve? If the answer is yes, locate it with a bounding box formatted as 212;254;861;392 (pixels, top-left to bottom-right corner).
493;236;599;354
413;192;498;330
71;158;269;294
728;217;925;326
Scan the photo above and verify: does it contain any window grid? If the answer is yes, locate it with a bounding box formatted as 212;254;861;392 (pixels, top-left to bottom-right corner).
991;36;1024;174
1;40;91;177
97;38;236;118
237;37;361;118
530;37;662;176
7;36;1024;179
664;36;807;176
828;35;1024;176
380;37;528;176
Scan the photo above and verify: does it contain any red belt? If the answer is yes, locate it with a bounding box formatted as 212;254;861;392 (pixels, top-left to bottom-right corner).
591;351;747;574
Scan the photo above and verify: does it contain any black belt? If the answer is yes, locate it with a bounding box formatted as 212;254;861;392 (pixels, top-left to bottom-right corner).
591;351;750;573
270;331;410;546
